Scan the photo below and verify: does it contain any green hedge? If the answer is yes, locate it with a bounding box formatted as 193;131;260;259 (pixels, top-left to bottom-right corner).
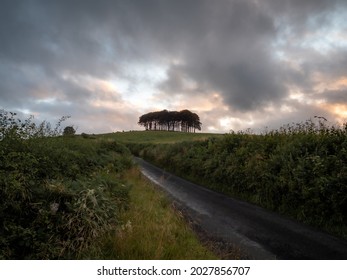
0;110;133;259
130;120;347;238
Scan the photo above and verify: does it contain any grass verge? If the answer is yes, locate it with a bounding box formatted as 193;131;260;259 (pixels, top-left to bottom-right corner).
85;167;218;260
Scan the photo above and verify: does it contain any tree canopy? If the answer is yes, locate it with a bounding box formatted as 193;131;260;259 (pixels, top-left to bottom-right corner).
138;109;202;132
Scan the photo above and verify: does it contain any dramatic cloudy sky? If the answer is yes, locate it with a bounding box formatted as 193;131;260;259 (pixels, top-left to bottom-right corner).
1;0;347;133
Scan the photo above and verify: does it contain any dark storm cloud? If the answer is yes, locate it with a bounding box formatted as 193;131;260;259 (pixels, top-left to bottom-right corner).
156;0;347;112
157;0;286;111
0;0;118;75
1;0;347;132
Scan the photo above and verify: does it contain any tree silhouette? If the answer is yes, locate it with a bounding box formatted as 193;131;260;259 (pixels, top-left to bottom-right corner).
138;109;201;132
63;126;76;136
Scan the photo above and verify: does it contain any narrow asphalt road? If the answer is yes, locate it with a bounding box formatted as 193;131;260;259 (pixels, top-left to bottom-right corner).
134;157;347;260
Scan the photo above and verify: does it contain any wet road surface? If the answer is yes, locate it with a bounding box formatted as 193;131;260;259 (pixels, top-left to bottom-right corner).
135;157;347;260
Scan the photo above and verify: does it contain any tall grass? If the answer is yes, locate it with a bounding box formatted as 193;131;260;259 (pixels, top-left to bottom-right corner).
83;168;218;260
129;119;347;239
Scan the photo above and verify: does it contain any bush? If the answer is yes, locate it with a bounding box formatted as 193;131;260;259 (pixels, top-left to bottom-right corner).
63;126;76;136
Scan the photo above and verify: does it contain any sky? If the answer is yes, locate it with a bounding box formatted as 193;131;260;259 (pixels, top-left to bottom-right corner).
1;0;347;134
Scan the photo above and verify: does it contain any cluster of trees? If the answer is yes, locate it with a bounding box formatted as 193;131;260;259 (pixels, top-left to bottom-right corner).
138;109;202;132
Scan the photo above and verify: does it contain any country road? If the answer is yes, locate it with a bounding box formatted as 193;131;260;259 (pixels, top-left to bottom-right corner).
134;157;347;260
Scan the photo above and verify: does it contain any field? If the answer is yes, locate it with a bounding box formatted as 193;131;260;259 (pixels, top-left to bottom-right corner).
97;130;223;144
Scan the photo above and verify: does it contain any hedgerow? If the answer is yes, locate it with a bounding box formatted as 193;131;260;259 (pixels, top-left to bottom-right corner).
0;110;132;259
130;119;347;238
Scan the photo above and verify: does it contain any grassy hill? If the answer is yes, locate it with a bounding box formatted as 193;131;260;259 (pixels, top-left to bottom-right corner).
97;130;224;144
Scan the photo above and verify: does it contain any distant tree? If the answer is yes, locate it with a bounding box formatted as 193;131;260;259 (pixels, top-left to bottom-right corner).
63;126;76;136
138;109;202;132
